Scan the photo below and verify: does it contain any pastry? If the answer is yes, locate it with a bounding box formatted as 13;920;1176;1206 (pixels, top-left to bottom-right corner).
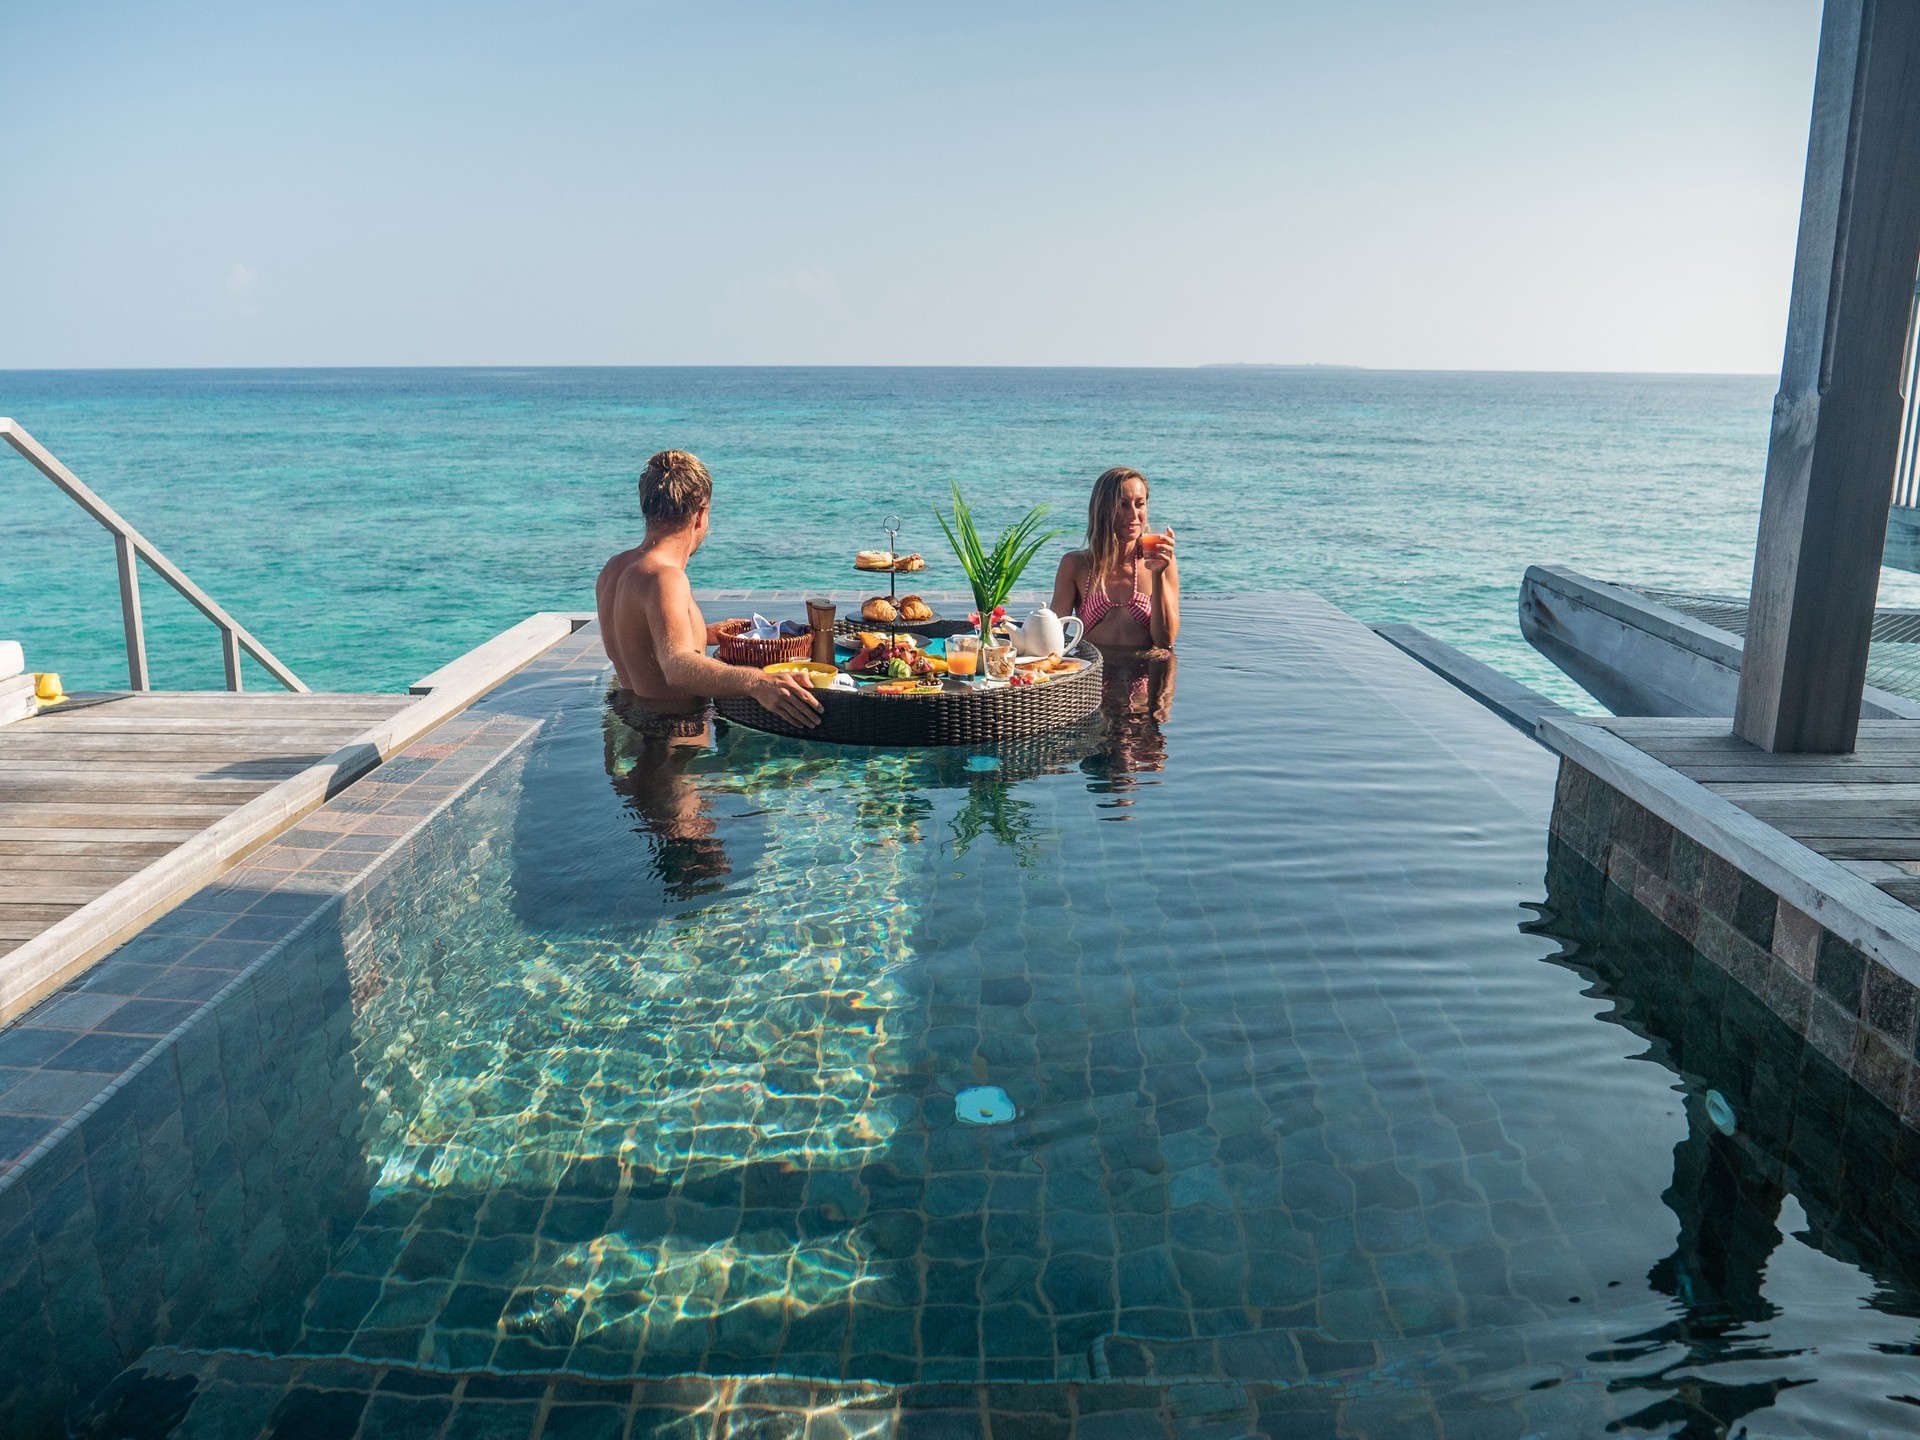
862;596;899;623
892;553;925;572
855;550;894;571
897;595;933;622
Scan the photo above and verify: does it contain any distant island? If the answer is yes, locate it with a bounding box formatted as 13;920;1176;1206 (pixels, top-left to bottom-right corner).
1198;362;1367;371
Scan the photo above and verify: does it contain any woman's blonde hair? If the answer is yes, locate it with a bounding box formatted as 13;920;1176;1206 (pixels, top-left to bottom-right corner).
1086;467;1148;578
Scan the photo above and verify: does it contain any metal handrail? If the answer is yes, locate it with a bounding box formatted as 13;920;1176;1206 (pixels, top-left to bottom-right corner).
0;418;308;693
1897;277;1920;510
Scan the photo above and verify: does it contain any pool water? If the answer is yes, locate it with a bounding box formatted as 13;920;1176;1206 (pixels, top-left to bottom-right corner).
68;599;1920;1437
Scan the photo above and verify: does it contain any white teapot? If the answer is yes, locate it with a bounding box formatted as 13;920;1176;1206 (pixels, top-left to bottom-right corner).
1006;604;1085;658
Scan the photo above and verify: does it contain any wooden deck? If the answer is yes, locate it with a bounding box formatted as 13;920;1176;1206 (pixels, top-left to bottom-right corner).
1607;716;1920;910
0;691;411;960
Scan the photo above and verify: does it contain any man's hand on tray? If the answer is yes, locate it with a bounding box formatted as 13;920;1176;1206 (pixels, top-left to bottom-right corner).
753;669;824;726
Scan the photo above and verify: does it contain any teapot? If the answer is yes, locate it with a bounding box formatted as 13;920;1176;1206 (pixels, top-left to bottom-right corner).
1006;604;1085;658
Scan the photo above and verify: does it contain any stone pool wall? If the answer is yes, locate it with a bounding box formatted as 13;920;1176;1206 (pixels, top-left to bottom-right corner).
1549;757;1920;1134
0;707;545;1436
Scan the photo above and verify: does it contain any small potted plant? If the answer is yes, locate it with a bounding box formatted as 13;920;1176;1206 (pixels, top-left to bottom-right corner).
933;484;1061;655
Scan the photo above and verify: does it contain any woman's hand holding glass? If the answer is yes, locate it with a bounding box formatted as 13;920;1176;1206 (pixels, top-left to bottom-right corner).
1140;526;1176;574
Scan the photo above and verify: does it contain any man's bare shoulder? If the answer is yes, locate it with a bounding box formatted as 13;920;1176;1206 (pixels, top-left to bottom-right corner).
599;546;688;598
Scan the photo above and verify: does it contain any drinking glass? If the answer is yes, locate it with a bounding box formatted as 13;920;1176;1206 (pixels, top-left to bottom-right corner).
985;643;1017;680
946;635;981;678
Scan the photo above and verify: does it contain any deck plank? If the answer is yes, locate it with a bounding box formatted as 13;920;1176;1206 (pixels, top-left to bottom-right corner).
0;691;406;965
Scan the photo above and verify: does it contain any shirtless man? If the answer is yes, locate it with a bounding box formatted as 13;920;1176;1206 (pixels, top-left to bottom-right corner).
596;449;822;729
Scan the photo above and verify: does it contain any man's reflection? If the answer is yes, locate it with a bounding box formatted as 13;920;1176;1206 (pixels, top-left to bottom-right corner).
1081;647;1177;804
602;694;733;901
1593;1101;1808;1438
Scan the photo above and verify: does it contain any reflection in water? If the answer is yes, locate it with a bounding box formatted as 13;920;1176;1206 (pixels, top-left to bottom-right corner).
1081;646;1177;811
602;697;731;901
1536;841;1920;1437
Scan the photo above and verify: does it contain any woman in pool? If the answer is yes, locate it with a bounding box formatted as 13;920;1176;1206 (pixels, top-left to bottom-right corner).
1050;466;1180;649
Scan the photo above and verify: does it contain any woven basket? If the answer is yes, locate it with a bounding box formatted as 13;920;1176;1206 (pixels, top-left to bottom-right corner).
715;643;1104;746
714;620;814;667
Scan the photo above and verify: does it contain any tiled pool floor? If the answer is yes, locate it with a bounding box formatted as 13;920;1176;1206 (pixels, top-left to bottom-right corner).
33;598;1920;1437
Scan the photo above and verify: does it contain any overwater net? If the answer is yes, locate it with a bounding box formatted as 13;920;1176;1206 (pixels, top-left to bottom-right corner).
1635;586;1920;704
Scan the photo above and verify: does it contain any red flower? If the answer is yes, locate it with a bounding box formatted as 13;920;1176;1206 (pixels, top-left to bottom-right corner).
991;605;1007;621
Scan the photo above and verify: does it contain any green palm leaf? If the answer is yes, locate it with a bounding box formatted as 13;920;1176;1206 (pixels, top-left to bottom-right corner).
933;483;1063;614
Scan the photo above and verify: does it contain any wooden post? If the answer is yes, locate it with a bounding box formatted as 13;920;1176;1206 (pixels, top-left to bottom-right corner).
113;531;150;691
221;627;244;691
1735;0;1920;754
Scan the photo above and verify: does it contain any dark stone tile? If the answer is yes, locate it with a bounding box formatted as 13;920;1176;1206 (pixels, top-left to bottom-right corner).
1701;853;1744;924
394;1228;471;1282
1809;995;1858;1070
541;1403;630;1440
444;1399;543;1438
359;1395;455;1440
1815;935;1868;1013
263;1385;368;1439
1731;876;1777;950
1864;965;1918;1050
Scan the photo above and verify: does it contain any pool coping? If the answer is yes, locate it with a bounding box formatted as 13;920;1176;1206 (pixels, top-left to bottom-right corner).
0;613;591;1026
1540;715;1920;988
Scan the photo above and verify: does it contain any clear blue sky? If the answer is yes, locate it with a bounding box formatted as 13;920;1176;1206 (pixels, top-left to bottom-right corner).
2;0;1821;371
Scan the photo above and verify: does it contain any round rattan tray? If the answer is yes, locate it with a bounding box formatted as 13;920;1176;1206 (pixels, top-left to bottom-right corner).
715;642;1103;746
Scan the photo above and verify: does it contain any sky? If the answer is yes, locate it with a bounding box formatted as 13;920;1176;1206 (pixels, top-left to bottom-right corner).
1;0;1824;372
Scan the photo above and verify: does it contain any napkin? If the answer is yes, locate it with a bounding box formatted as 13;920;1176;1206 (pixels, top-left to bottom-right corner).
745;613;811;640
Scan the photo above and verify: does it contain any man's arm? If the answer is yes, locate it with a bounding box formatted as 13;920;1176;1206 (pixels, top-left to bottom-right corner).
638;568;823;726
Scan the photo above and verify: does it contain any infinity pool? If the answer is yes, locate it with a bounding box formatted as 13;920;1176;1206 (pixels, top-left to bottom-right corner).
49;598;1920;1437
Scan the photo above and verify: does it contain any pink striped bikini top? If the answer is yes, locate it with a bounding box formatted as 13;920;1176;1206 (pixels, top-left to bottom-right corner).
1080;558;1151;630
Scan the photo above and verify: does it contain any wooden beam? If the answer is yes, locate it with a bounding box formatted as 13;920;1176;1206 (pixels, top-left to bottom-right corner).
1735;0;1920;753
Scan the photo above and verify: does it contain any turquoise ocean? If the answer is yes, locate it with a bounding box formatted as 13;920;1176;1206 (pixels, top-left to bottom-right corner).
5;367;1907;703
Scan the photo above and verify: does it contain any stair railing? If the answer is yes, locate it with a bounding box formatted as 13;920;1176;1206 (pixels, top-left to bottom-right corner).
0;418;308;693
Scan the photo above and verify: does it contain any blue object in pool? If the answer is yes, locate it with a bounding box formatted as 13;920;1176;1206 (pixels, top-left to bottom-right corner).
1705;1089;1737;1136
964;755;1000;772
956;1085;1015;1125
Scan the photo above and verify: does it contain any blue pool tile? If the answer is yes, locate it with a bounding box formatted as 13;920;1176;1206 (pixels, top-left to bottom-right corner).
0;1113;57;1162
97;998;200;1036
359;1394;455;1440
26;992;129;1032
444;1399;543;1439
43;1032;156;1074
0;1027;72;1068
263;1384;369;1439
137;968;233;1003
2;1067;113;1117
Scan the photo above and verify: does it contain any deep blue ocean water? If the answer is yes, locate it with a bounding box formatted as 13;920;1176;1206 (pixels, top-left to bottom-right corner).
5;366;1901;699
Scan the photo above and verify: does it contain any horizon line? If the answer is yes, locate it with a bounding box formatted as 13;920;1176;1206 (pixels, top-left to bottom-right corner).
0;362;1777;379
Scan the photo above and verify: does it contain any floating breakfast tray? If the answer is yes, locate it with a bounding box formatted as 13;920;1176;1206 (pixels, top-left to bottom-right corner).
714;642;1104;746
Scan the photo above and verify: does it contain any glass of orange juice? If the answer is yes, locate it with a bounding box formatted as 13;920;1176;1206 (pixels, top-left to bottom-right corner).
1140;531;1170;555
946;635;980;679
